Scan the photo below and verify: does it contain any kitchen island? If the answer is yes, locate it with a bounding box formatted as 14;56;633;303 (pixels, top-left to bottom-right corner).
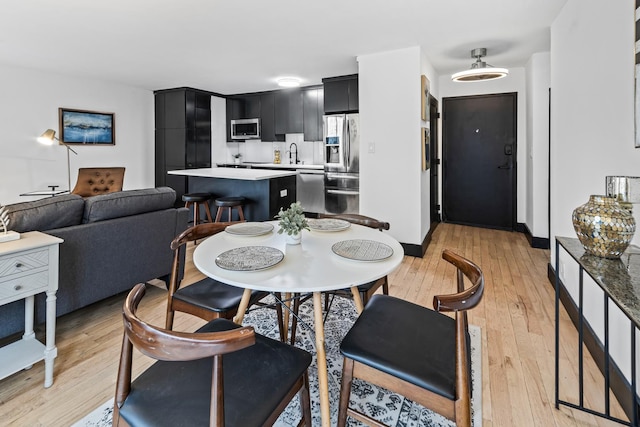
168;168;297;221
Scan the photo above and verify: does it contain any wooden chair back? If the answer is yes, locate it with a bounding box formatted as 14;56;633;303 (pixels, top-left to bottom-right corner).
317;213;390;231
436;249;484;426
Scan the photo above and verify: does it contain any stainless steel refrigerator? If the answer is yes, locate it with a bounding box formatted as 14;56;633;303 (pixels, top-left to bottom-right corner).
324;113;359;214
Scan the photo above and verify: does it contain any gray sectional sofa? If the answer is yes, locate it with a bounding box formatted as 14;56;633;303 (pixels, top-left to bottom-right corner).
0;187;189;340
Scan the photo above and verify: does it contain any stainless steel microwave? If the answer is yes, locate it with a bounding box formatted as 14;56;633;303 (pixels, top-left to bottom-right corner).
230;118;261;140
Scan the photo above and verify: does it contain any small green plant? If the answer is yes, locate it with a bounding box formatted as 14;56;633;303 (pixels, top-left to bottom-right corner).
232;153;242;159
275;202;309;236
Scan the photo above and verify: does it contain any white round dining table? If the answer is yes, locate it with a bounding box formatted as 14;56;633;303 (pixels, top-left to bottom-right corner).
192;220;404;427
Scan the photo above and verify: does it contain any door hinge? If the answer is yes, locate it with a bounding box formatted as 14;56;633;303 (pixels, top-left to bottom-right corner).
437;112;441;119
436;204;441;211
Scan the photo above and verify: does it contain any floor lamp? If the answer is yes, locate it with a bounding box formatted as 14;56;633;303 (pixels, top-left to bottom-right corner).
37;129;78;192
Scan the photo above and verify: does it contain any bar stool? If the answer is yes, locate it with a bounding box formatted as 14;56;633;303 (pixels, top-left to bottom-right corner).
214;196;246;222
182;193;213;225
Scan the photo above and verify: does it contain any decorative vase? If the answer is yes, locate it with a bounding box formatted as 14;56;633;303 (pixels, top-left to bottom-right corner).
286;232;302;245
572;195;636;259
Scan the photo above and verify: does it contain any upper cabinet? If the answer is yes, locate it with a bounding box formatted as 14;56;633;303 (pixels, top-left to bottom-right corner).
303;86;323;142
275;88;303;135
260;92;280;142
322;74;359;114
225;85;325;142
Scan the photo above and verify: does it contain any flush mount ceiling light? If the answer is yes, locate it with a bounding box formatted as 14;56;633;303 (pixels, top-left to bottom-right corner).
451;48;509;82
276;77;302;88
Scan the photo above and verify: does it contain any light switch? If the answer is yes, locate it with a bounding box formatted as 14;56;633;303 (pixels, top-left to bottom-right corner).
368;142;375;153
280;189;287;197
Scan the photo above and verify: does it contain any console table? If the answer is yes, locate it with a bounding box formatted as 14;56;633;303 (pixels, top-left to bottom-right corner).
0;231;63;388
555;237;640;426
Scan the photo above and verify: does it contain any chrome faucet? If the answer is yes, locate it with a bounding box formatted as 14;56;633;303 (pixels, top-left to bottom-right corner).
289;142;299;164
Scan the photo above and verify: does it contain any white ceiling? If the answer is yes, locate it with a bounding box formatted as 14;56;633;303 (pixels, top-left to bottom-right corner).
0;0;567;95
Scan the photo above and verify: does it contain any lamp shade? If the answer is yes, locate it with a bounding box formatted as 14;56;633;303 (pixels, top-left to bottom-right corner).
37;129;57;145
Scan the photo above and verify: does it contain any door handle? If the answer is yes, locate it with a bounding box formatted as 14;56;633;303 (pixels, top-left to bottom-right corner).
497;162;512;170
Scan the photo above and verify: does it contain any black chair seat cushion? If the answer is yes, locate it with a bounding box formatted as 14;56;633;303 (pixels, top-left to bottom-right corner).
215;196;246;207
340;294;470;401
119;318;312;426
174;278;268;313
182;193;212;203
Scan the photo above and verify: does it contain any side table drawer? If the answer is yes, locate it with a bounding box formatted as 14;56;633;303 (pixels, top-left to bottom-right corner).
0;271;49;303
0;249;49;280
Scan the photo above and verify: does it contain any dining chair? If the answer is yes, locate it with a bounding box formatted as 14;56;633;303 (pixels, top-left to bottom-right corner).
336;249;484;427
113;283;313;427
165;221;284;340
287;213;390;344
317;213;390;307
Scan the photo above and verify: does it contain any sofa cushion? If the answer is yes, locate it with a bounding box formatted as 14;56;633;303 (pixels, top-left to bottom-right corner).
82;187;176;223
1;194;85;233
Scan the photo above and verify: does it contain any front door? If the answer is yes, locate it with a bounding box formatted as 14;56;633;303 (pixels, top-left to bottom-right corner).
442;93;517;230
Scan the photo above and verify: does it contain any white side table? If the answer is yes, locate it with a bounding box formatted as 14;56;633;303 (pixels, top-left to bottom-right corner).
0;231;63;388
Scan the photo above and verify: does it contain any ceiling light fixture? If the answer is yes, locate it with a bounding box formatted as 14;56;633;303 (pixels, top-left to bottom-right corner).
451;48;509;82
277;77;302;88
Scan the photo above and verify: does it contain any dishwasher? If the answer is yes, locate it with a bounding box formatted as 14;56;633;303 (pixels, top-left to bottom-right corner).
297;169;325;215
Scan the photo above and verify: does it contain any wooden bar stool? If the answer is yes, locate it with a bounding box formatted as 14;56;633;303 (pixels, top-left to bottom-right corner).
182;193;213;225
214;196;246;222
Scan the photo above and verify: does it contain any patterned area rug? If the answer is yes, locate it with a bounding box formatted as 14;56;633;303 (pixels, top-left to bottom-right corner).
73;296;482;427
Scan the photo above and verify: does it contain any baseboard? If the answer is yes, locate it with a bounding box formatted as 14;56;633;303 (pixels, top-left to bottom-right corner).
547;264;638;421
400;221;438;258
519;222;550;249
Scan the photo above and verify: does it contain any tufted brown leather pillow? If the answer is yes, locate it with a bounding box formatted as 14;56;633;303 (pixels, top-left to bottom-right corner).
71;167;125;197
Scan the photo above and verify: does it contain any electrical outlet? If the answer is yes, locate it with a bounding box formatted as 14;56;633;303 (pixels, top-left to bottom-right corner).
368;142;375;153
280;189;287;197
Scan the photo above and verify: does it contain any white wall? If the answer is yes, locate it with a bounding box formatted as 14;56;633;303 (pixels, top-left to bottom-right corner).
551;0;639;250
438;67;528;225
358;46;438;246
552;0;640;386
0;64;154;205
526;52;550;238
420;51;439;240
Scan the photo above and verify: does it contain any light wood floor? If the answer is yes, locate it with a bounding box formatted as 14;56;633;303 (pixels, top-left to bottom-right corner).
0;223;628;426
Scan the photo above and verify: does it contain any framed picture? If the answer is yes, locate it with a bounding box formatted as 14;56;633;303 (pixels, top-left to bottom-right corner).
421;75;430;121
422;126;430;170
59;108;115;145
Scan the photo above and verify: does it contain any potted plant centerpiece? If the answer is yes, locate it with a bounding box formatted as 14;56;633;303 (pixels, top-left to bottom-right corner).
276;202;309;245
232;153;242;164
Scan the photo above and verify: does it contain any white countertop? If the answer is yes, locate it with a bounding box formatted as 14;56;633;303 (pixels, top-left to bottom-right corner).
245;163;323;170
168;168;298;180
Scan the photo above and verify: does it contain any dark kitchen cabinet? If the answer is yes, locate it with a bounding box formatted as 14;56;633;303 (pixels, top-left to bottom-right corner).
226;94;264;142
155;88;211;204
303;86;324;141
243;94;261;119
275;88;303;134
322;74;358;114
260;92;282;142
